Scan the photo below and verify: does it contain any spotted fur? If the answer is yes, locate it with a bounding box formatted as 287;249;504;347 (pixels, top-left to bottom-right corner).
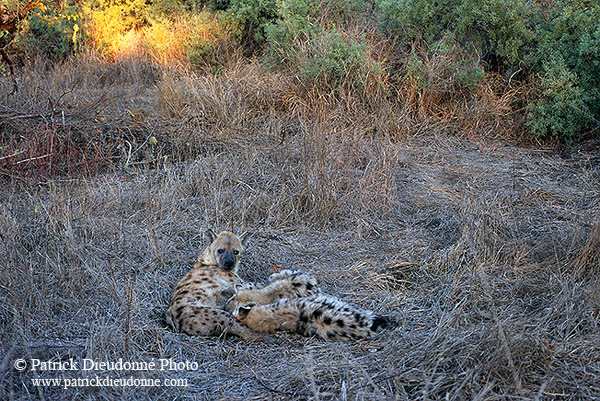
225;269;319;315
234;294;391;340
165;230;270;342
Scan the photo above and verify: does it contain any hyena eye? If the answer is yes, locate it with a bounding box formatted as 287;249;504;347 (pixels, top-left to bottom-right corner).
233;250;239;255
217;248;225;254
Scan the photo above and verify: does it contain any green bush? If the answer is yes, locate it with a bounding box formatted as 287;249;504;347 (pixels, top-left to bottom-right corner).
526;0;600;142
377;0;533;67
184;12;242;71
457;64;486;91
224;0;278;43
204;0;378;93
404;52;428;92
262;0;319;65
402;34;487;97
151;0;186;16
297;30;376;90
376;0;600;142
265;0;380;92
527;57;590;141
22;6;81;60
377;0;445;43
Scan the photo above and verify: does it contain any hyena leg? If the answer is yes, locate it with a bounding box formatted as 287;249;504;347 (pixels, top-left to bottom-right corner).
175;305;271;342
225;270;319;314
236;300;301;334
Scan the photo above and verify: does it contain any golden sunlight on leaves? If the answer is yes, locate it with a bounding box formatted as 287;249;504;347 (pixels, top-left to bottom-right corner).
112;29;144;60
82;6;231;66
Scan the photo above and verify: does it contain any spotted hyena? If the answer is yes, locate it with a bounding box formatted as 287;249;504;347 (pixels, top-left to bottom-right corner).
165;229;269;342
225;269;320;314
226;269;392;340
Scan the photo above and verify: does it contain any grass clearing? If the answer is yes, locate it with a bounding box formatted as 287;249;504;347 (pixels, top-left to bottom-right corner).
1;55;599;399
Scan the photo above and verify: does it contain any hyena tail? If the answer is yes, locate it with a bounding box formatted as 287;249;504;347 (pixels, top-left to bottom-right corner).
370;315;392;332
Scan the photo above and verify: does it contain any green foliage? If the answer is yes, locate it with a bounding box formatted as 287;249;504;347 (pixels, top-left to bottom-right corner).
151;0;186;16
377;0;533;67
402;33;487;98
526;0;600;142
87;0;151;29
4;0;597;143
25;14;71;59
204;0;378;92
527;57;590;142
457;64;486;91
262;0;318;64
376;0;600;142
266;0;379;92
206;0;232;11
456;0;533;65
405;52;428;91
224;0;278;43
13;2;81;60
297;30;375;90
184;12;242;71
377;0;443;42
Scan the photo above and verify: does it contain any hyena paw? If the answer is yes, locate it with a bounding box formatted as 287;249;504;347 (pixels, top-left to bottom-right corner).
233;303;256;318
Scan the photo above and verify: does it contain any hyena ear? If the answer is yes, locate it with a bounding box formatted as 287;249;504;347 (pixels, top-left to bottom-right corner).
238;231;250;247
237;304;255;319
205;229;217;244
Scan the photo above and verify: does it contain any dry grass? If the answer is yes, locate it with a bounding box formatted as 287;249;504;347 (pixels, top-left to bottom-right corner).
1;56;599;400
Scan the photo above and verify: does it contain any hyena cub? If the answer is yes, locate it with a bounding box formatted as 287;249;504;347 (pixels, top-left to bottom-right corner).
226;270;391;340
166;230;269;342
225;269;320;315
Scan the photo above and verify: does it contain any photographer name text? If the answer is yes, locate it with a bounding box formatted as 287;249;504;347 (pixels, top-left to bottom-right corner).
18;358;197;372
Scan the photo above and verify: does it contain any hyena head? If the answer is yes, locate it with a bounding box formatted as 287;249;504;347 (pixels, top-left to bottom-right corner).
200;229;249;272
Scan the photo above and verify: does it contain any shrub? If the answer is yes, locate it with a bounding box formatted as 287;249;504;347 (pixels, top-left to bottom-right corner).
377;0;444;43
527;57;590;142
151;0;186;16
6;1;81;61
377;0;533;67
83;0;152;56
404;52;428;93
223;0;278;43
400;34;487;114
144;17;190;64
261;0;385;95
526;0;600;142
184;12;242;71
455;0;533;66
376;0;600;142
297;29;377;91
22;13;76;59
